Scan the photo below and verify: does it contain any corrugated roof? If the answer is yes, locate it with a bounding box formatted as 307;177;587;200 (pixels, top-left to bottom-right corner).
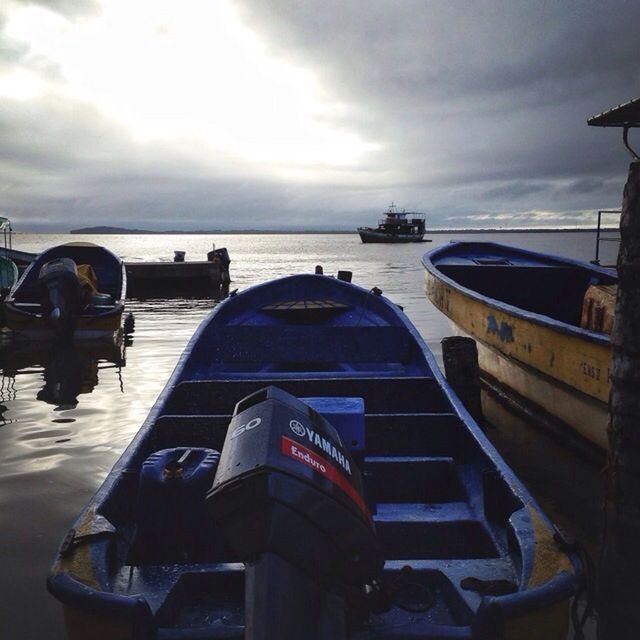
588;97;640;127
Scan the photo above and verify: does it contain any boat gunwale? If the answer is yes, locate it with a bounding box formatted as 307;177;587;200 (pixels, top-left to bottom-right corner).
54;273;562;544
422;240;614;347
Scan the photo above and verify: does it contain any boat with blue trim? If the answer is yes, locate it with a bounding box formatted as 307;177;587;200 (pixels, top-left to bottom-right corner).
423;241;616;450
4;242;126;341
48;271;581;639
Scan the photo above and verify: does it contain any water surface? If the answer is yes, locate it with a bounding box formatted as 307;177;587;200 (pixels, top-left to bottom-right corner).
0;231;610;638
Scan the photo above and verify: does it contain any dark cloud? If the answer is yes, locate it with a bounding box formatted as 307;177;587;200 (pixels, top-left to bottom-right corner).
0;0;637;230
482;182;548;201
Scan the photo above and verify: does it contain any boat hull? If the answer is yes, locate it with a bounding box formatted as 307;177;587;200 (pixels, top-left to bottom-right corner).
3;302;123;340
358;228;427;243
452;321;608;449
423;244;613;449
48;273;580;639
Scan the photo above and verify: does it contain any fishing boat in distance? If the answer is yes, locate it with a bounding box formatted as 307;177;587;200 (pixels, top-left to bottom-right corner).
4;242;126;341
48;272;580;639
423;241;616;450
358;203;430;243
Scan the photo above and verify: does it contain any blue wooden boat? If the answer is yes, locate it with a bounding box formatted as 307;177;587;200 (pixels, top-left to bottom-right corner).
48;273;581;639
423;241;617;450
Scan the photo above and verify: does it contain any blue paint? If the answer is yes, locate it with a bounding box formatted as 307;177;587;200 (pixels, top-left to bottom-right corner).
48;273;581;638
487;314;514;343
301;396;365;453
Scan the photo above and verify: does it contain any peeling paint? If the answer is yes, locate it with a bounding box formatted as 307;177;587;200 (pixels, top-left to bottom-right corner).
487;315;514;343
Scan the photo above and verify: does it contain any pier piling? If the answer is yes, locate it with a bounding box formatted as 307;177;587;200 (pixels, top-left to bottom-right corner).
441;336;484;427
598;160;640;639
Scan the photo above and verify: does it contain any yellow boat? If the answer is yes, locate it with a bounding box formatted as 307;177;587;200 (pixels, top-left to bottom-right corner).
4;242;126;341
423;241;616;450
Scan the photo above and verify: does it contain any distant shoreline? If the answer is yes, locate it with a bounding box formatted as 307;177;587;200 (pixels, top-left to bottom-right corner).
68;226;610;235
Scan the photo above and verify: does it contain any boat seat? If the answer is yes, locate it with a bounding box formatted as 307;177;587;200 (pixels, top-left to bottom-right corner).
365;455;464;503
151;412;463;463
88;291;113;305
166;376;448;415
374;506;499;559
152;415;232;452
365;413;461;457
198;325;413;364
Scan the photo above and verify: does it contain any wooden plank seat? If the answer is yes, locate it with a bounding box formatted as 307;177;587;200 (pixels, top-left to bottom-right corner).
166;376;447;415
196;325;413;364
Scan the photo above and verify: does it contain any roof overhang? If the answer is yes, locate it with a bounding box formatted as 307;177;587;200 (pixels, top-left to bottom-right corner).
588;97;640;159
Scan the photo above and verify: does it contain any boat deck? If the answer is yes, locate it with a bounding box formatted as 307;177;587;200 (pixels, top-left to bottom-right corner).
48;274;578;638
102;374;523;633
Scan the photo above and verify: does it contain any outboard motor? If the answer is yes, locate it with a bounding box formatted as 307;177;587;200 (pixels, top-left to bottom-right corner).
38;258;81;339
207;386;382;640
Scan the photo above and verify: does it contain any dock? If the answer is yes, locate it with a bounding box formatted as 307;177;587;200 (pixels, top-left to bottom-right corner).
4;247;232;299
125;257;230;299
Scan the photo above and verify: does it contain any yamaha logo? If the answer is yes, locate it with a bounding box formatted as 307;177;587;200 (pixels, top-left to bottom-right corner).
289;419;306;437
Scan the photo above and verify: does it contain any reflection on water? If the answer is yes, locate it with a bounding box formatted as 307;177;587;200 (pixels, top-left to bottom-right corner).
482;389;604;547
481;390;601;640
1;339;125;413
0;231;607;639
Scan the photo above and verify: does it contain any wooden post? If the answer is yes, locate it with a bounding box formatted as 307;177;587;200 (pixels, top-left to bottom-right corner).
441;336;484;427
598;161;640;639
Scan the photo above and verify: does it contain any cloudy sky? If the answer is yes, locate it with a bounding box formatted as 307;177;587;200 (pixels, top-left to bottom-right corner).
0;0;638;231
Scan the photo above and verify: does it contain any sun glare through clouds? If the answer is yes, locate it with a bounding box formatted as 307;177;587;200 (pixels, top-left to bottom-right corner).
2;0;375;167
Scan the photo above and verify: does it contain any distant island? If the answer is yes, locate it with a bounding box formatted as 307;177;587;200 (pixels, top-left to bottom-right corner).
70;225;606;235
70;226;352;235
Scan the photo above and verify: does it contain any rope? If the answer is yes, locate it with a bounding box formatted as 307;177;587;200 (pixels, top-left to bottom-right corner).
554;529;597;639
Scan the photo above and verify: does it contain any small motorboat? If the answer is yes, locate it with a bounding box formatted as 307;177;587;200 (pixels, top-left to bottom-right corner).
4;242;126;341
423;241;616;450
48;272;580;639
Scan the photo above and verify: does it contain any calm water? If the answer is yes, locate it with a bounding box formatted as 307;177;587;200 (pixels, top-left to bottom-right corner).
0;231;611;639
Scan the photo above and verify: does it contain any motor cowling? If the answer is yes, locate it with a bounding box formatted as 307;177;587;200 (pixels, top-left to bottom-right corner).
207;386;382;640
207;385;381;589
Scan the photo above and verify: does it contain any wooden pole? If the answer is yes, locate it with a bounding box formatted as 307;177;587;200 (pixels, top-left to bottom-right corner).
598;160;640;639
441;336;484;427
